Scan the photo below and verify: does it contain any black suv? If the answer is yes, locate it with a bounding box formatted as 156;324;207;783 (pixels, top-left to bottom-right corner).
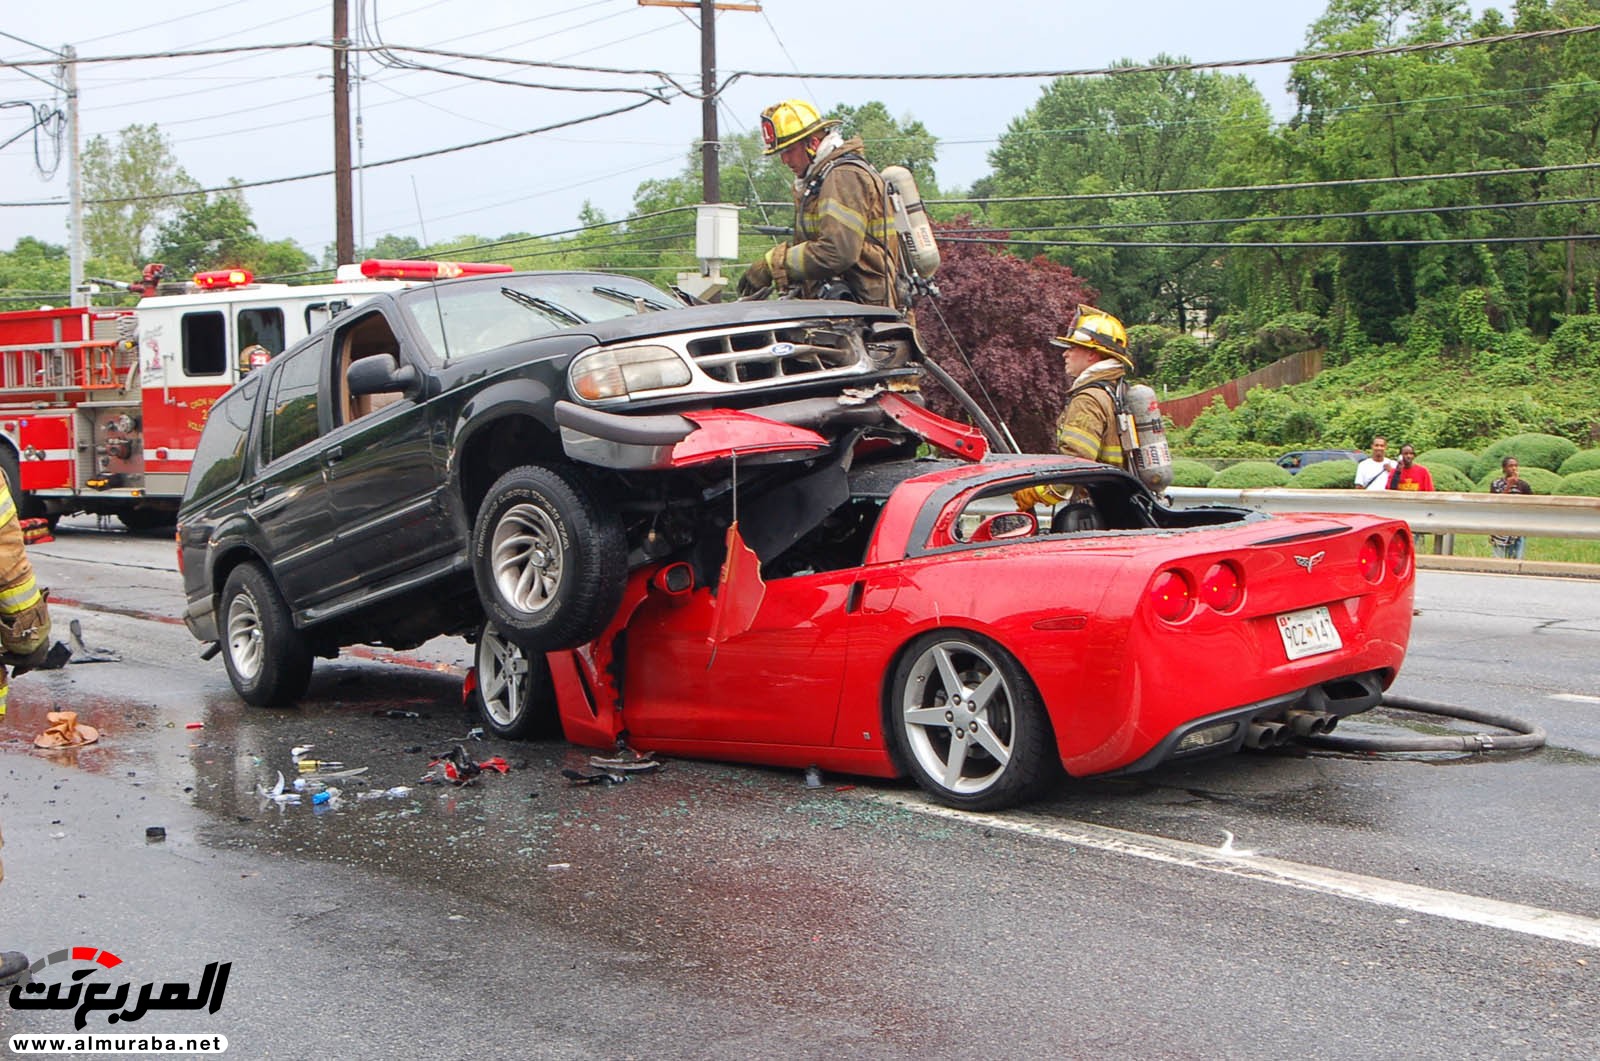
178;270;956;706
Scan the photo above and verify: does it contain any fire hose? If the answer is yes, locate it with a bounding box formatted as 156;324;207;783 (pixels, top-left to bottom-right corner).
1300;694;1547;755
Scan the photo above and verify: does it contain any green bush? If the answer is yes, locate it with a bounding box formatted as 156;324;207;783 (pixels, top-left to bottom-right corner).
1434;398;1518;449
1474;466;1564;494
1471;433;1580;479
1548;315;1600;370
1169;458;1216;488
1556;469;1600;497
1557;449;1600;476
1153;334;1208;389
1210;462;1293;489
1429;464;1477;492
1292;460;1360;488
1416;448;1477;474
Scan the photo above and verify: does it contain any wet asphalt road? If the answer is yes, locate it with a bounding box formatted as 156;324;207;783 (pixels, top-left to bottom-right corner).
0;518;1596;1059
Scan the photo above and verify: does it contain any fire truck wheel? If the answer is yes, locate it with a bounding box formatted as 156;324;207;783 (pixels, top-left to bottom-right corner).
219;563;313;707
470;464;626;652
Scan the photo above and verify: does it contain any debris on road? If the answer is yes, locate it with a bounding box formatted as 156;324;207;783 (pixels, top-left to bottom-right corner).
144;826;166;842
66;619;120;663
587;749;662;774
561;768;625;787
257;772;301;806
33;711;100;750
420;745;510;786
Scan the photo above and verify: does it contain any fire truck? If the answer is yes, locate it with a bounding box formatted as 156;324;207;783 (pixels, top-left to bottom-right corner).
0;260;486;530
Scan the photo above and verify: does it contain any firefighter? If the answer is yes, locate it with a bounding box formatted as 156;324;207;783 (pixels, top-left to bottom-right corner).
737;99;904;309
1014;306;1134;510
0;474;48;989
0;476;51;722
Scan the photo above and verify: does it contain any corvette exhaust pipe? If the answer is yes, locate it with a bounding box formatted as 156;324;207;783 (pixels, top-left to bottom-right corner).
1245;722;1287;749
1285;710;1336;737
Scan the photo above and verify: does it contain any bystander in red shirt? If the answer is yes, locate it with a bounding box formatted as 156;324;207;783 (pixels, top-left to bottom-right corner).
1389;445;1433;491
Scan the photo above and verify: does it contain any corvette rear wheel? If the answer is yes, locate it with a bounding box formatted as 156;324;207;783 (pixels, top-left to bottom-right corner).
888;631;1058;811
470;621;559;739
471;464;626;651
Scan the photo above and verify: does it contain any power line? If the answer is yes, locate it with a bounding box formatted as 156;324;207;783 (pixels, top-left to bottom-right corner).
940;232;1600;249
722;23;1600;84
942;196;1600;235
0;95;672;208
256;205;700;281
925;161;1600;208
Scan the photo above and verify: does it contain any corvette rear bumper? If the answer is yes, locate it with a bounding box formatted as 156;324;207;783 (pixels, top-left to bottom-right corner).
1104;668;1387;776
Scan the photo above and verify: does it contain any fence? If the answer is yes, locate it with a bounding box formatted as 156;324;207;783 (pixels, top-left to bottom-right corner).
1164;487;1600;540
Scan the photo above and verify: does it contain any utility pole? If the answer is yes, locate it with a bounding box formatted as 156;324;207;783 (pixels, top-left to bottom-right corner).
63;45;84;307
332;0;355;265
637;1;759;301
699;0;719;203
636;0;760;203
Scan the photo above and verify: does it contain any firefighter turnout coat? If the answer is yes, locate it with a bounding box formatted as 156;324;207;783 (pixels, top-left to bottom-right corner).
747;136;903;309
0;479;49;719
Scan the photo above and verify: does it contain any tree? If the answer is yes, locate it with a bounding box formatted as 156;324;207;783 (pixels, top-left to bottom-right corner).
917;216;1099;452
149;183;313;277
81;124;199;267
986;61;1275;329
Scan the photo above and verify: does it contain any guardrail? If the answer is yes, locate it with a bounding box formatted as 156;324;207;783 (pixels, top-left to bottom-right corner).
1165;487;1600;540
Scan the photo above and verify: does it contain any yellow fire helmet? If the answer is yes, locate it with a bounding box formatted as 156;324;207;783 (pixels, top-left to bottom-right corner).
1051;305;1132;367
760;99;838;155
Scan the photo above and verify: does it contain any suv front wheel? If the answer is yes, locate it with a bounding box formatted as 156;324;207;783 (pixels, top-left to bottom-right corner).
471;464;626;650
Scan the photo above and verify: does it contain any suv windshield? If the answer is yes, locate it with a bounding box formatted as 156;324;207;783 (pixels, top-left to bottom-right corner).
399;272;680;363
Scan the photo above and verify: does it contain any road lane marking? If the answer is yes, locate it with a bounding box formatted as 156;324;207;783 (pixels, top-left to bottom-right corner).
1550;693;1600;704
876;794;1600;950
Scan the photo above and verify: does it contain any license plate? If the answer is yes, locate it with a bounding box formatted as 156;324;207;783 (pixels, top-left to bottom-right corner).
1276;606;1342;661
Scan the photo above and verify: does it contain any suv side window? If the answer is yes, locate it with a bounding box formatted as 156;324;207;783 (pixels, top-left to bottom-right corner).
184;376;259;502
263;342;325;463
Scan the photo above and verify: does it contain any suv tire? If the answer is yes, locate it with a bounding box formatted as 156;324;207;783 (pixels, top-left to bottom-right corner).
219;563;314;707
471;464;625;650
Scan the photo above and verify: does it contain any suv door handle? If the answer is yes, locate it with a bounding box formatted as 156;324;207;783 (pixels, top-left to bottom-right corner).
247;486;266;503
322;445;344;465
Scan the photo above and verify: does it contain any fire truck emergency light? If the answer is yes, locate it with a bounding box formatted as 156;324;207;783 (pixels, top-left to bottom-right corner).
359;259;514;280
193;269;254;289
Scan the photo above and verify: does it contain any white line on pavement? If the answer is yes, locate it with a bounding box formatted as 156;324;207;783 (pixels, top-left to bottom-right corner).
877;794;1600;950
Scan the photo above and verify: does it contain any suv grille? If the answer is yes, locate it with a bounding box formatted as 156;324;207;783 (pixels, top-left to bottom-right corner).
685;324;865;384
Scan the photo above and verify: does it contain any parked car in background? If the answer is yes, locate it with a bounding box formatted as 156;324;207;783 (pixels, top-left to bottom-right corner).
1277;449;1365;474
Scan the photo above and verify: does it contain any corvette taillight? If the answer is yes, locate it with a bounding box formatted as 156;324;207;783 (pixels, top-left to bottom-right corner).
1149;569;1195;623
1359;535;1384;583
1388;529;1413;578
1200;560;1244;612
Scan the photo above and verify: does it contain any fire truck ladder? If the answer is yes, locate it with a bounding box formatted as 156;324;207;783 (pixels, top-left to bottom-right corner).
0;338;126;394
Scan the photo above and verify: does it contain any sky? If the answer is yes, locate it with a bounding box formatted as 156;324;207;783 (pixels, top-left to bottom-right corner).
0;0;1503;270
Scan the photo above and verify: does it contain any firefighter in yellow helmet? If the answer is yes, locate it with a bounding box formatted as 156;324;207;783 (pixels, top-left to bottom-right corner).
1014;306;1134;510
0;475;51;722
737;99;905;309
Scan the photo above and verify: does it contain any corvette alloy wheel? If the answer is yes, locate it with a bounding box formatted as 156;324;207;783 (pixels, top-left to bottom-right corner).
890;632;1056;810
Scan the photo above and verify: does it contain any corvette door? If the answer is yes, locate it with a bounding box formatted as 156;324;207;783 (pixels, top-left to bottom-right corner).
620;569;855;748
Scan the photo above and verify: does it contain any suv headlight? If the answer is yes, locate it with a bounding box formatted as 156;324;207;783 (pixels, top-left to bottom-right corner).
569;345;691;401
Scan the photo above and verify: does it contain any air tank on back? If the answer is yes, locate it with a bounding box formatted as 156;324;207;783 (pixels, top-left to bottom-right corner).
881;165;941;280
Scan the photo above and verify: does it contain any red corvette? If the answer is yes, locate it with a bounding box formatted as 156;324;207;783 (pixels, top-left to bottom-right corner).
468;455;1415;810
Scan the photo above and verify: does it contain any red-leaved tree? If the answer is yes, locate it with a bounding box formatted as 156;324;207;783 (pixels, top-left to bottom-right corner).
916;216;1098;454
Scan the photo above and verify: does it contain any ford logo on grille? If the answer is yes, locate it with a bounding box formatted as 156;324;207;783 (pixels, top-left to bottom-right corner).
769;342;795;357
